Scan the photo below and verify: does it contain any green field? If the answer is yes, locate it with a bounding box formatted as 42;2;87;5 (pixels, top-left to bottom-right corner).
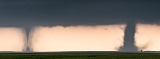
0;53;160;59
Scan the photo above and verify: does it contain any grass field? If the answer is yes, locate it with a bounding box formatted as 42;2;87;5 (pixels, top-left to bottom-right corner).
0;52;160;59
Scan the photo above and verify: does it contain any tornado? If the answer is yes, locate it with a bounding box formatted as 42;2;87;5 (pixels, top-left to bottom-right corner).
29;25;126;52
0;27;27;52
135;23;160;51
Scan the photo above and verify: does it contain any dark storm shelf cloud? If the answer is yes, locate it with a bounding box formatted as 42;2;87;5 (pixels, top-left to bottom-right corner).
0;18;126;27
0;0;160;26
0;0;67;6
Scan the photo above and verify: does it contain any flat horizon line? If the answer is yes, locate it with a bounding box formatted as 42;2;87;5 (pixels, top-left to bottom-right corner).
0;51;160;54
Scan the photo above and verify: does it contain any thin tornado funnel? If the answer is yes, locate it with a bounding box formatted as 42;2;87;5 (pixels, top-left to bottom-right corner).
0;27;27;52
135;23;160;51
29;25;126;52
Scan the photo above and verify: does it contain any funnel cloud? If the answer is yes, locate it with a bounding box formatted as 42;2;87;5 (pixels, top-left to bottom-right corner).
29;25;126;52
0;27;27;52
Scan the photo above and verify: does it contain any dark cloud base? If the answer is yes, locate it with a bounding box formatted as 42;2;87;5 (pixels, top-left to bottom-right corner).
0;0;160;52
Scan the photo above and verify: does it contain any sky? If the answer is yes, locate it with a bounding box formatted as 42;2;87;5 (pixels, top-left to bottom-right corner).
134;24;160;51
0;0;160;52
0;27;26;52
29;25;126;52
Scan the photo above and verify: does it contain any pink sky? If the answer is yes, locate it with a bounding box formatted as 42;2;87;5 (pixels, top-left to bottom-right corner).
135;23;160;51
29;25;126;52
0;27;27;52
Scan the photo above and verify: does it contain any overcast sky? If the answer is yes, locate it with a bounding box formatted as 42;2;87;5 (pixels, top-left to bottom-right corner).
0;0;160;52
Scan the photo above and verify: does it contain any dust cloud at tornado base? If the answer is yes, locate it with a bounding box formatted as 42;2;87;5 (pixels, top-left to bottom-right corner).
28;25;126;52
135;23;160;51
0;27;27;52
